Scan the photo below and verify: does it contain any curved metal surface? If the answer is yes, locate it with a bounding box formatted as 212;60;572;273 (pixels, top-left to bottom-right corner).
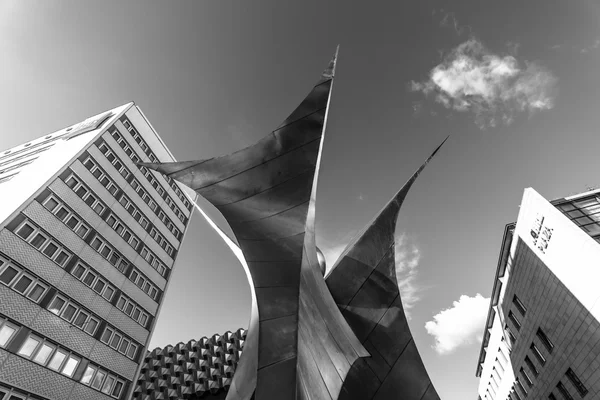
325;137;448;400
143;51;447;400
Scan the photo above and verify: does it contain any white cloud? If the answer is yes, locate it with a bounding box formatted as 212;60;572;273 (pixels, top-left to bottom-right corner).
424;293;490;355
395;233;422;320
410;38;558;129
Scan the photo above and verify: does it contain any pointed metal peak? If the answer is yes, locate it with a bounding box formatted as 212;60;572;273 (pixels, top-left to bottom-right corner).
320;46;340;82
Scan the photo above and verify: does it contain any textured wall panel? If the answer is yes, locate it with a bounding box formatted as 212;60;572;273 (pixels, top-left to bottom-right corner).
0;229;67;288
0;350;75;400
0;284;41;326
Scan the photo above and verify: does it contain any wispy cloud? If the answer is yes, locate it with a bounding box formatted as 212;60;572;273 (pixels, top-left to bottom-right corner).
424;293;490;355
410;38;558;129
395;233;422;319
581;38;600;54
439;11;471;36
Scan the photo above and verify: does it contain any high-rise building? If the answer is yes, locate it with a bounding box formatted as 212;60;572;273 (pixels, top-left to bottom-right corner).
476;187;600;400
0;103;196;400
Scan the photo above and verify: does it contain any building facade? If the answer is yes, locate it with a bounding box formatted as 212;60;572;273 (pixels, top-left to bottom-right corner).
476;188;600;400
132;329;246;400
0;103;196;400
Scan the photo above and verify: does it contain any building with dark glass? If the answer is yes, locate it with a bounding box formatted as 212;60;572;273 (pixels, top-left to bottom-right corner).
477;188;600;399
0;104;196;400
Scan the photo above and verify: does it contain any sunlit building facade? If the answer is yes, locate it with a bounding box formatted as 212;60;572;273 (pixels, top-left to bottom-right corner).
476;188;600;400
0;104;196;400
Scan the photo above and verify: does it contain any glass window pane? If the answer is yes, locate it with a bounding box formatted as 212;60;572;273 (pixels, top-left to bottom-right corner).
116;297;126;310
17;336;40;358
72;264;86;279
90;238;102;251
56;207;69;221
100;246;111;258
48;297;66;314
75;186;87;197
140;314;148;326
101;376;116;394
16;224;35;240
27;284;46;302
48;349;67;371
0;266;19;285
44;198;59;212
94;203;104;214
0;324;17;347
132;309;140;320
119;339;129;354
73;311;88;328
80;366;96;385
30;233;47;249
61;304;77;322
13;275;33;294
83;271;96;286
103;286;115;301
91;370;106;389
112;381;124;397
127;344;137;359
110;333;122;349
101;328;113;344
66;216;79;229
76;225;89;238
61;356;79;377
84;318;99;335
42;242;58;258
124;303;134;315
55;251;69;266
93;280;105;293
32;343;55;365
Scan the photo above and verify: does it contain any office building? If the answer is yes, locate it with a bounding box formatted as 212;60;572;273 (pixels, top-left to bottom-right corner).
0;103;196;400
476;188;600;399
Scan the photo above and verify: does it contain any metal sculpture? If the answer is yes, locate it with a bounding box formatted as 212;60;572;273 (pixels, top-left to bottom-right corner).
142;50;446;400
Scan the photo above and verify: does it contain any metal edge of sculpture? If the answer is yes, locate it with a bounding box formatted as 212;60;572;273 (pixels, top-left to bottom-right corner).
142;50;447;400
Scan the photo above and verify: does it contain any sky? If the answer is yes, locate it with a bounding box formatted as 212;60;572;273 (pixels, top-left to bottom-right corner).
1;0;599;398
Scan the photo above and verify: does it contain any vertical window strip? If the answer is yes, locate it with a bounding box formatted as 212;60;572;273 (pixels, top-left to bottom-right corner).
536;328;554;353
565;368;588;397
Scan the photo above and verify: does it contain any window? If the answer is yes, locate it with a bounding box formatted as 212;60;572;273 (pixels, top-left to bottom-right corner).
520;367;532;387
565;367;588;397
0;258;48;303
556;381;574;400
0;319;18;348
524;356;538;377
81;365;96;385
15;220;71;267
508;311;521;331
17;335;41;358
505;324;517;345
536;328;554;353
47;294;99;335
60;355;80;377
100;326;139;360
515;377;527;396
47;349;67;371
530;342;546;365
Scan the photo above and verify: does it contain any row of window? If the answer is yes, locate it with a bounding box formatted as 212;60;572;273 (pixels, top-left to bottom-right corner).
115;294;149;327
88;233;160;300
0;383;48;400
62;175;162;302
99;140;177;257
118;120;192;211
106;212;168;276
43;195;91;240
80;155;174;272
15;221;72;267
98;139;185;233
81;157;121;197
137;165;187;224
0;252;102;338
80;362;125;398
0;318;126;399
129;179;176;257
107;130;186;241
64;174;161;276
100;325;138;360
0;255;49;303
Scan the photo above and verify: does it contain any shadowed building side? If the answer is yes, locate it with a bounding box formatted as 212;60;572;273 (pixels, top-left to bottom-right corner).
325;138;448;400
